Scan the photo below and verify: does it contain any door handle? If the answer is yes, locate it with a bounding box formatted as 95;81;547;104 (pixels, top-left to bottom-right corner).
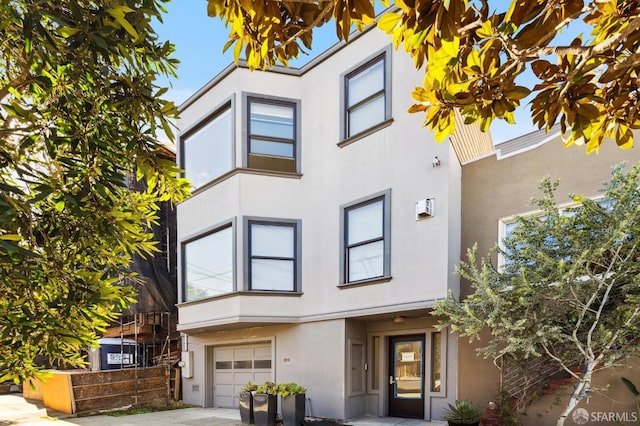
389;376;395;385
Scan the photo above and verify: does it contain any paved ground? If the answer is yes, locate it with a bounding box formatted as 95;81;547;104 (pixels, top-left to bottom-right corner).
0;393;444;426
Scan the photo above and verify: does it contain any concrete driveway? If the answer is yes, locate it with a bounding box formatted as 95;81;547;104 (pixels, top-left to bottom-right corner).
0;393;443;426
0;393;243;426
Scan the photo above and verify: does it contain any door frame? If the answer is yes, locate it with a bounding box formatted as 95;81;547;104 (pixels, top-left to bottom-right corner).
388;334;426;419
367;327;447;420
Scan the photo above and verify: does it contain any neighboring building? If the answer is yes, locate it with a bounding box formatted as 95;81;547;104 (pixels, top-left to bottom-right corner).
461;126;640;425
175;26;492;421
100;147;180;371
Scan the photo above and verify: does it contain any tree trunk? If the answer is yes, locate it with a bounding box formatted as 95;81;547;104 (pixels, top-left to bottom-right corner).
556;363;594;426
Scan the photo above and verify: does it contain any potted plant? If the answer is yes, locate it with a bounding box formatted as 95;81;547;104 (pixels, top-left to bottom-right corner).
277;382;307;426
240;382;258;424
253;381;278;426
442;400;481;426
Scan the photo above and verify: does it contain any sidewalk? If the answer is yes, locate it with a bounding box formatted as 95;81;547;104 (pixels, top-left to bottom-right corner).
0;393;445;426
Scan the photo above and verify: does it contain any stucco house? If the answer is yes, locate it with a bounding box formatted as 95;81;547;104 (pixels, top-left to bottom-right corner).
460;126;640;425
174;25;492;421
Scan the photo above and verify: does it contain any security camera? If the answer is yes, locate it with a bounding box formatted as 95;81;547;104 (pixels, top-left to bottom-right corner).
432;156;441;167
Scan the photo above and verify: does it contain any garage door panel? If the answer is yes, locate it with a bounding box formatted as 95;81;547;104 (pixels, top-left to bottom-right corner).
254;372;272;384
215;371;234;384
234;347;254;358
254;360;272;369
216;383;234;395
254;346;271;357
233;371;254;384
215;395;234;408
215;348;234;360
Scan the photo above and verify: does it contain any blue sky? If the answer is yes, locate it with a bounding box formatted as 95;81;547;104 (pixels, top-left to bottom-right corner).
152;2;540;144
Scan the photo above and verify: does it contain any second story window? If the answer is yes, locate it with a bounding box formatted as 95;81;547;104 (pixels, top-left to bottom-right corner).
341;190;391;284
181;101;233;190
342;47;392;141
183;223;234;302
245;218;301;292
246;95;300;173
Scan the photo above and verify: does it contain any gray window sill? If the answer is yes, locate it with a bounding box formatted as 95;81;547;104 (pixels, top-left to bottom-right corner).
187;167;303;198
337;118;394;148
178;290;303;306
338;276;392;289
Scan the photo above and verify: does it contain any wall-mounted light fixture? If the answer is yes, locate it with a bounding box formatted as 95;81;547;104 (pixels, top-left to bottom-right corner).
393;315;406;323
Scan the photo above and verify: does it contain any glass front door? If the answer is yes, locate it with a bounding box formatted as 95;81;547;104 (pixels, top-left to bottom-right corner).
388;335;425;419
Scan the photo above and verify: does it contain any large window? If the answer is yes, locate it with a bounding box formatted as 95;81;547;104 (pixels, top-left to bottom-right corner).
498;197;613;267
181;101;233;190
341;190;391;284
183;223;234;302
342;48;391;140
245;95;300;173
245;218;301;291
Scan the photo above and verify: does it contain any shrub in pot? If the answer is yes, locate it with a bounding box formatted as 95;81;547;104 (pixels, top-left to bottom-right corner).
442;400;481;426
277;383;307;426
254;382;278;426
240;382;258;424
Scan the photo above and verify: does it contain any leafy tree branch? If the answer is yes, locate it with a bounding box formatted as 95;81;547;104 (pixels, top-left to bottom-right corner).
208;0;640;151
0;0;190;383
434;162;640;425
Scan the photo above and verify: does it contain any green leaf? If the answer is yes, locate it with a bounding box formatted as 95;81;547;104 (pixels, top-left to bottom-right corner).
106;7;139;39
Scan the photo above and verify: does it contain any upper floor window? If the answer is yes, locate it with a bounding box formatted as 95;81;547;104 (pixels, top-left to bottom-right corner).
183;222;234;302
245;218;302;292
498;197;613;268
181;100;234;190
342;47;392;141
245;94;300;173
341;190;391;284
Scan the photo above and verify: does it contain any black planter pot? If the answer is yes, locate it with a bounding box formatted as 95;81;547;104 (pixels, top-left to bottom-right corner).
253;393;277;426
281;394;306;426
239;391;254;424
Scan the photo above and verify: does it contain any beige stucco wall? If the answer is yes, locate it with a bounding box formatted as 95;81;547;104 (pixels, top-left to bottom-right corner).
460;133;640;423
182;321;346;418
462;135;640;280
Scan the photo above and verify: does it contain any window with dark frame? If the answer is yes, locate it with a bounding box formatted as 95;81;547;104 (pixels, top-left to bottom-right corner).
248;221;298;291
183;223;234;302
182;102;233;190
343;194;389;283
247;97;298;173
344;54;387;138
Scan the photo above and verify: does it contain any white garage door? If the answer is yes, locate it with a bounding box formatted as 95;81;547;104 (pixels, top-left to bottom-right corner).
213;343;272;408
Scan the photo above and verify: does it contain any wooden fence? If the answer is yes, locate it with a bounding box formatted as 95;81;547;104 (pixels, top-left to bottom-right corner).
26;366;170;415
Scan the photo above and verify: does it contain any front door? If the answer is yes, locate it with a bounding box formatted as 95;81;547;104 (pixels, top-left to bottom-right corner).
388;334;425;419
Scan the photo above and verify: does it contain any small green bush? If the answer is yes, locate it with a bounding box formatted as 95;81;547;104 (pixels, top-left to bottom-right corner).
242;381;258;392
442;400;481;424
255;381;278;395
277;382;306;397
